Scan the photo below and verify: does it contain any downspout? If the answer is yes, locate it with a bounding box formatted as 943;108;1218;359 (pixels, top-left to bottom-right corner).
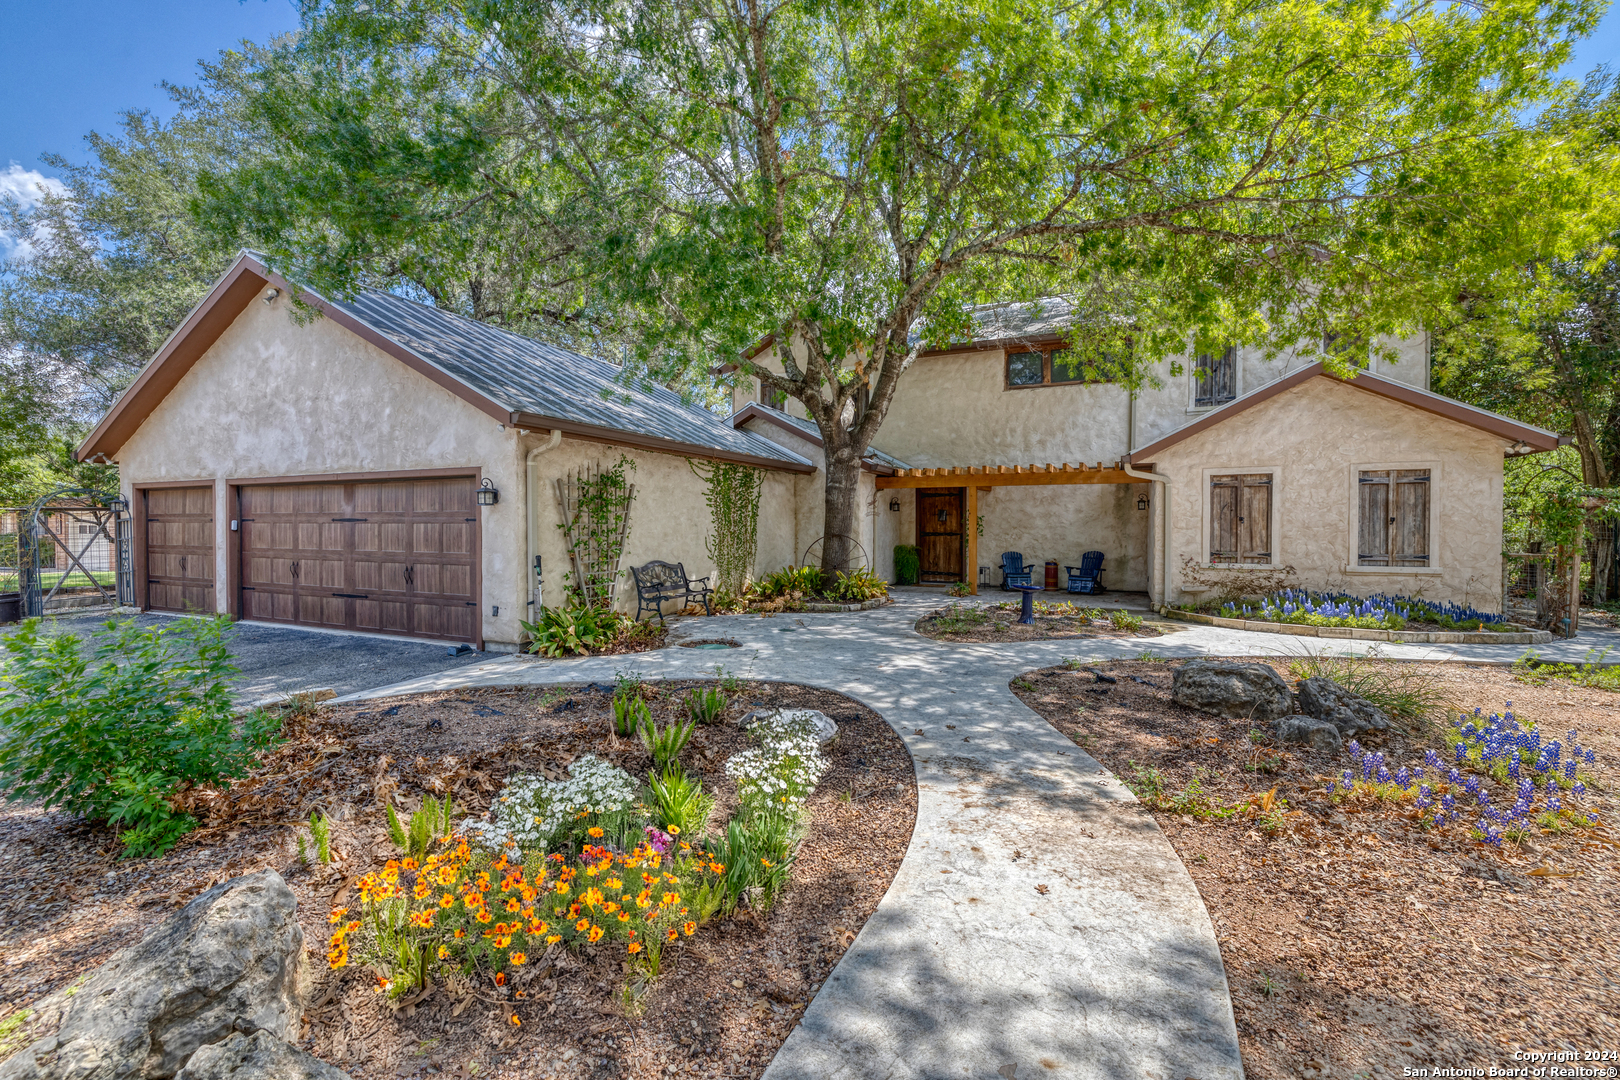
1120;459;1172;612
526;428;564;615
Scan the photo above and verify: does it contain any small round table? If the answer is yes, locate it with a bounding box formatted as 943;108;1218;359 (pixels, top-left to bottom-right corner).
1008;583;1044;624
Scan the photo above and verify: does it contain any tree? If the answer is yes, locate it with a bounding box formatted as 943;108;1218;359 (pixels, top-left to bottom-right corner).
0;50;267;502
203;0;1602;572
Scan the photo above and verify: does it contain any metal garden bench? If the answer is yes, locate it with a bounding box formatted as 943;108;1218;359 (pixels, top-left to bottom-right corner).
630;560;714;622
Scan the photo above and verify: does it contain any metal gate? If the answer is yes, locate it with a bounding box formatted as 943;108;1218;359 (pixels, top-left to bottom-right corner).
15;488;129;618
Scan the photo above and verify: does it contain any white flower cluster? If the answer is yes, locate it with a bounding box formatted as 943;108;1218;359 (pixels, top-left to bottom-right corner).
726;717;830;816
461;754;638;854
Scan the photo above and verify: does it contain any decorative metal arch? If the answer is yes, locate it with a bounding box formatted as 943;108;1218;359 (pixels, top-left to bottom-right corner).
18;486;127;618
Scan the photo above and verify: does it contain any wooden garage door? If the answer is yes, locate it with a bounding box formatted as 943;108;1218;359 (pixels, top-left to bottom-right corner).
146;486;216;613
238;477;478;643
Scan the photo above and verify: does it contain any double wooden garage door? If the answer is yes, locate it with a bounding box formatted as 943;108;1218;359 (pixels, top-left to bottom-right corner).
237;477;479;643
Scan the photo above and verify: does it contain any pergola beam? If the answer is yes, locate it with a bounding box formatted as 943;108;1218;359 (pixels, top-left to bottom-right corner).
876;463;1141;490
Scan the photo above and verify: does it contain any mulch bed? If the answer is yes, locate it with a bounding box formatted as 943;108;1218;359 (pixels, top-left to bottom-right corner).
1010;658;1620;1080
0;681;917;1080
914;600;1174;643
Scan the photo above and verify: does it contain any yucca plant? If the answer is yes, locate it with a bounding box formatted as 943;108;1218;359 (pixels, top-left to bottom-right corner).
639;713;696;771
685;686;726;725
613;693;650;738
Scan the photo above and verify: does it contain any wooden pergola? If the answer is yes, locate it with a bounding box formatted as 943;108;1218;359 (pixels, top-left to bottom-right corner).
875;461;1143;594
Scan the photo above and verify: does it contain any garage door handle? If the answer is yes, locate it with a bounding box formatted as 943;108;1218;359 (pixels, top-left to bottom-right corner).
331;517;369;522
332;592;370;599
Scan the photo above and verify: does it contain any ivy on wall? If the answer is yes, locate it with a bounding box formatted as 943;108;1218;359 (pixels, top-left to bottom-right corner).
689;459;764;597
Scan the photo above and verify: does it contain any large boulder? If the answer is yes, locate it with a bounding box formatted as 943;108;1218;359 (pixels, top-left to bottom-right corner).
1296;677;1392;736
1272;715;1344;754
1170;661;1294;722
0;871;305;1080
173;1033;344;1080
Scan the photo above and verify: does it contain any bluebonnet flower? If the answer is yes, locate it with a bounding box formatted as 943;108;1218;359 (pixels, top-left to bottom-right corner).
1455;743;1468;764
1348;740;1363;761
1441;794;1456;812
1572;782;1587;797
1564;760;1579;780
1585;748;1596;764
1507;757;1520;780
1376;766;1392;784
1395;767;1411;787
1326;780;1337;794
1546;796;1563;813
1447;767;1462;785
1425;749;1443;770
1342;769;1354;788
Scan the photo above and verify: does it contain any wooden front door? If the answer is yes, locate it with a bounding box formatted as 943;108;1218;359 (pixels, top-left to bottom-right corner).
145;486;216;613
238;476;478;643
917;488;965;582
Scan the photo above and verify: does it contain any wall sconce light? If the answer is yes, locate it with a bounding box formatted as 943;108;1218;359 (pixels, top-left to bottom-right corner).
889;497;900;512
107;496;129;515
1137;494;1149;511
476;478;500;506
263;288;281;305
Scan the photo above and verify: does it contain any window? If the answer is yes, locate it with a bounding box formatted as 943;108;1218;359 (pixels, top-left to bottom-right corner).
758;380;787;410
1358;469;1429;566
1323;332;1369;369
1005;346;1112;389
1193;347;1237;407
1210;473;1272;564
1006;350;1044;386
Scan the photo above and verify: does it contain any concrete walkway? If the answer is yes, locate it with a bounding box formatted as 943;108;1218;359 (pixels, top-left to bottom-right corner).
332;596;1619;1080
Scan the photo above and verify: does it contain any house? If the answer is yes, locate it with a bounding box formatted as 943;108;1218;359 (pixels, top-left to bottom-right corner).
731;299;1562;612
80;253;1559;650
76;252;866;651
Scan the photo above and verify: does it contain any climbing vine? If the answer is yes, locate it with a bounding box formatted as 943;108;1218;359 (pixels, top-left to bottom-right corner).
555;455;637;608
690;459;764;597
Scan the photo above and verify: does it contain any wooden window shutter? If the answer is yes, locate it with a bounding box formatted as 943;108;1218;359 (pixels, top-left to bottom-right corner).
1359;470;1429;567
1210;473;1270;563
1195;347;1237;407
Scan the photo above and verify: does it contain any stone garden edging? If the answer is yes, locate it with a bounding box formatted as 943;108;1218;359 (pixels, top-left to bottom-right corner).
798;596;892;614
1156;607;1551;645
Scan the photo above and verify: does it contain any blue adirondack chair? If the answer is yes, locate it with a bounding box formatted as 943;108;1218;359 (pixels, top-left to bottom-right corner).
1065;551;1106;594
1000;551;1034;590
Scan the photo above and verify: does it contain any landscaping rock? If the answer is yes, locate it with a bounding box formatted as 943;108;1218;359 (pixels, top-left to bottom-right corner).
740;708;839;749
173;1032;344;1080
1170;661;1294;722
1297;677;1392;736
1272;715;1344;754
0;871;304;1080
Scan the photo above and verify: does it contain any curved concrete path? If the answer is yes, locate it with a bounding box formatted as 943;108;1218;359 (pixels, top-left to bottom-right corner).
333;597;1610;1080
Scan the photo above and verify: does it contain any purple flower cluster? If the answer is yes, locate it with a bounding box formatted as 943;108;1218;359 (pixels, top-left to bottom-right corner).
1323;707;1600;845
1221;588;1504;626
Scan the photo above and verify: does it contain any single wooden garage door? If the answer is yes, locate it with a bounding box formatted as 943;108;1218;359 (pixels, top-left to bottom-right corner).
145;486;216;613
239;477;478;643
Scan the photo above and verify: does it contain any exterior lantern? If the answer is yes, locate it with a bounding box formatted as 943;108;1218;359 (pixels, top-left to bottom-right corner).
476;478;500;506
108;496;130;514
889;497;900;512
1137;494;1148;511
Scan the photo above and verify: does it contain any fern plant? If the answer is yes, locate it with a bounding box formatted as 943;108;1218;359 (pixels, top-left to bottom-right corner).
613;693;650;738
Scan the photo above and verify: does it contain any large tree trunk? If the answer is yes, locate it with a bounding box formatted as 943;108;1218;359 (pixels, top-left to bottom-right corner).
820;445;864;576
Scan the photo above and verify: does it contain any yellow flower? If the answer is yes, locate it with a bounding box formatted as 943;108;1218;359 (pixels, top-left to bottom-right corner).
606;878;623;891
627;942;642;955
587;924;605;943
575;917;591;933
546;934;562;945
439;894;454;909
438;945;450;960
509;951;527;966
667;825;680;835
587;826;604;838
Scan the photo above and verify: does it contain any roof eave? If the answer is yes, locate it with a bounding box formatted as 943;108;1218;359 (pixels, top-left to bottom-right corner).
515;410;814;473
1126;364;1563;463
728;403;902;473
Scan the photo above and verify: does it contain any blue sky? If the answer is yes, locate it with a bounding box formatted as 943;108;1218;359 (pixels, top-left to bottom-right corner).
0;0;1616;255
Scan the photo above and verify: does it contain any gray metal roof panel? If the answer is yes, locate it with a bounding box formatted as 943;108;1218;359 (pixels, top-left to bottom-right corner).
331;291;810;468
731;406;912;470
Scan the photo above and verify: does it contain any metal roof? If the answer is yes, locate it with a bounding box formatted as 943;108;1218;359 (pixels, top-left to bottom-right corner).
330;291;812;470
964;297;1080;343
728;405;912;471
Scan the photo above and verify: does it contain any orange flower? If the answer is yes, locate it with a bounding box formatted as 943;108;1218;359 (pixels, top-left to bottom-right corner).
328;907;348;924
495;972;506;987
683;921;696;936
510;1013;521;1027
408;910;435;928
606;877;623;891
439;893;454;909
667;927;679;942
587;924;604;943
617;912;630;922
528;919;548;935
438;945;450;960
666;825;680;835
627;942;642;955
476;909;493;924
454;928;465;938
587;826;604;838
506;898;521;913
575;917;591;933
401;857;419;871
661;892;679;907
509;951;527;966
545;934;562;945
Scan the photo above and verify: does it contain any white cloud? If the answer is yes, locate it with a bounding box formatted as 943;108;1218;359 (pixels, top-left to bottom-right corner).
0;163;68;262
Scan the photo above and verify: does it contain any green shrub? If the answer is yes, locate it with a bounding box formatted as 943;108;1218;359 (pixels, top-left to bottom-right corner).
0;616;279;857
1109;610;1144;632
309;811;333;863
522;602;620;657
685;686;727;725
613;691;650;737
639;713;696;772
830;567;888;602
756;565;823;599
893;545;920;586
647;763;715;837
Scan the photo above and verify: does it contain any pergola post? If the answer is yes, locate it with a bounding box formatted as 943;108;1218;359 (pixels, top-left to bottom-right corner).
965;484;978;595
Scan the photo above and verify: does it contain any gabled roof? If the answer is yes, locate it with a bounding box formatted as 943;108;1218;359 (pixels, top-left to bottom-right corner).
1127;363;1563;462
78;253;813;473
728;403;911;474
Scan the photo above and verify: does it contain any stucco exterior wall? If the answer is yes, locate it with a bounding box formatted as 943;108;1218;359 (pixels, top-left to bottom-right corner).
1147;377;1506;611
523;437;799;618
